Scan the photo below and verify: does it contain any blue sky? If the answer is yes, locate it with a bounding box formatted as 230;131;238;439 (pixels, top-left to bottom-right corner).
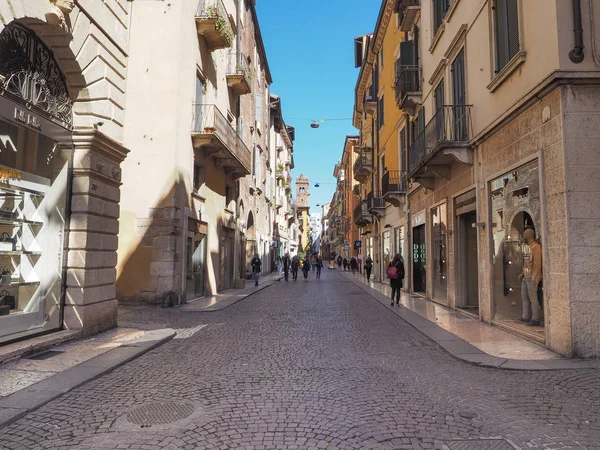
255;0;378;213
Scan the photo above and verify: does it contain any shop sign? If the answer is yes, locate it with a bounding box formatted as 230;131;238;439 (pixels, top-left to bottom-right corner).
412;211;425;228
354;240;361;249
14;108;42;132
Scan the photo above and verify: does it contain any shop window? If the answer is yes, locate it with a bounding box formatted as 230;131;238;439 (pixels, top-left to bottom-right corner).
431;203;448;302
490;160;543;329
382;230;391;277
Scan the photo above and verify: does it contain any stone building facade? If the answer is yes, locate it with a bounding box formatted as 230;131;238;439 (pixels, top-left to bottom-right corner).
0;0;130;344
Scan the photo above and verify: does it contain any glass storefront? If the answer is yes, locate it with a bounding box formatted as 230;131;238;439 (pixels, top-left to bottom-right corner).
490;160;543;326
186;223;207;300
394;226;406;268
0;117;69;344
382;230;391;278
431;204;448;302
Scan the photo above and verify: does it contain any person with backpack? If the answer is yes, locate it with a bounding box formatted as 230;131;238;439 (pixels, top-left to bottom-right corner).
291;255;300;281
387;254;405;306
364;255;373;282
251;254;262;287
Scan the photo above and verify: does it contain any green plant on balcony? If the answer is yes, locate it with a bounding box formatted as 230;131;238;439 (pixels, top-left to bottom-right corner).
204;5;233;46
236;65;253;82
277;163;285;173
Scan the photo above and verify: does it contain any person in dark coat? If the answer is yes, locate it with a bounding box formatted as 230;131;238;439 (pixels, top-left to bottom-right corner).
388;254;405;306
350;257;358;273
343;258;348;271
302;256;311;280
364;255;373;281
251;254;262;287
291;255;300;281
337;255;343;268
283;252;291;281
316;255;323;279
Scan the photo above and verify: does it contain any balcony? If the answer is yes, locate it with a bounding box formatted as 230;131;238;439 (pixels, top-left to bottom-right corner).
191;103;251;178
195;0;234;51
353;201;372;227
409;105;473;190
382;170;407;206
395;0;421;32
394;63;421;115
353;149;373;183
367;191;386;218
226;51;252;95
365;85;377;115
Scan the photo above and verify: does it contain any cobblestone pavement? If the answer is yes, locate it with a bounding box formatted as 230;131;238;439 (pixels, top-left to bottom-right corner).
0;270;599;449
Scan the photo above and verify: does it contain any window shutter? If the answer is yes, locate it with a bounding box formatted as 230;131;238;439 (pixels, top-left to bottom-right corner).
400;128;406;173
506;0;519;62
400;40;414;66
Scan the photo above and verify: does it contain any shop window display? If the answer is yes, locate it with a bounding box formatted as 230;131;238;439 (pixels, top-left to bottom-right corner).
431;204;447;302
382;230;391;278
394;226;406;269
0;118;69;343
490;160;544;329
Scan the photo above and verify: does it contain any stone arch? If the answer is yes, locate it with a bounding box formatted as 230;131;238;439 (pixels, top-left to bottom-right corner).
0;0;129;139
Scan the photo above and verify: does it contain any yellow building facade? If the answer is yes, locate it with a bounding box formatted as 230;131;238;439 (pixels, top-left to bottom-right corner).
345;0;600;357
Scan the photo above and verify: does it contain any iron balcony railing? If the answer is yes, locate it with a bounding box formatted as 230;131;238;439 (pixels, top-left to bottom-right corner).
409;105;472;176
382;170;407;196
394;63;421;105
192;103;252;173
353;150;373;175
227;51;252;81
196;0;228;18
367;191;385;210
353;201;370;224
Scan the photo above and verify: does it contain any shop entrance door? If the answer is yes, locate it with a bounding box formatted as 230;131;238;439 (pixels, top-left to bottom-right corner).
413;225;426;293
186;231;206;301
457;211;479;311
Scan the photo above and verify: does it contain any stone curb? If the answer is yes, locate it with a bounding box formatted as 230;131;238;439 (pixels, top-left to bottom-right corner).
0;328;176;429
180;279;276;312
341;273;595;371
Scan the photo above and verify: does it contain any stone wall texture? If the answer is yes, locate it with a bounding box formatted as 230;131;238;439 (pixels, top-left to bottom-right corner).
562;85;600;357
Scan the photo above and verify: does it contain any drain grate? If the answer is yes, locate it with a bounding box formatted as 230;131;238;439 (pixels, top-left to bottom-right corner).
125;402;195;427
445;439;520;450
26;350;64;360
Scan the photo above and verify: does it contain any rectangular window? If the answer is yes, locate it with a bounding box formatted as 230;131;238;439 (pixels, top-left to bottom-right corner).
434;79;445;111
494;0;520;71
432;0;450;36
377;95;384;130
399;128;406;174
255;93;262;129
193;163;201;191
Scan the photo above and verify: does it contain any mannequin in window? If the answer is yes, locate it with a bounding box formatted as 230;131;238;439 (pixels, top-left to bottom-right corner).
45;0;75;32
519;228;543;326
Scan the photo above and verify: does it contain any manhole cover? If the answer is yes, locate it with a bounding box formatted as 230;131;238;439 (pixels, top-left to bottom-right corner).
125;402;195;427
445;439;520;450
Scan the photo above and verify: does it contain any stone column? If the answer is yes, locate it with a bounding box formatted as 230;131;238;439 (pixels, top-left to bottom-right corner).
64;129;129;334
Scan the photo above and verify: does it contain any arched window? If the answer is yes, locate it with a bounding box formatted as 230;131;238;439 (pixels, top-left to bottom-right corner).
0;23;72;127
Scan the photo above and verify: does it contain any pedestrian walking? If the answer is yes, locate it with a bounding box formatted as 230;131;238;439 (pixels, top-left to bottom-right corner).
276;256;283;280
387;254;405;306
251;254;262;287
350;257;358;274
343;258;348;271
302;255;311;280
283;252;290;281
337;255;342;268
364;254;373;281
316;255;323;279
311;255;316;272
291;255;300;281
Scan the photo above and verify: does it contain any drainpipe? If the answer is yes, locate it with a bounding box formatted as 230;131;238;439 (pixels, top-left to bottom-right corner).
569;0;585;63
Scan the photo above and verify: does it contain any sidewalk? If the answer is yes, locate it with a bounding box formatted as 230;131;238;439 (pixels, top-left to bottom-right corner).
0;327;175;427
338;269;595;370
180;273;280;312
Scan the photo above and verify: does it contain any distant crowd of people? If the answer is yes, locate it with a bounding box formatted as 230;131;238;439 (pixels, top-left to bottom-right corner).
252;251;405;306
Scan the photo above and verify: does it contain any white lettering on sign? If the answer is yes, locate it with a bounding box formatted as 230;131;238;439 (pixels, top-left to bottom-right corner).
14;108;42;132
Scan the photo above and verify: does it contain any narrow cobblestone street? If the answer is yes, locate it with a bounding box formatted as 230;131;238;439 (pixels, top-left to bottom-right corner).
1;270;599;450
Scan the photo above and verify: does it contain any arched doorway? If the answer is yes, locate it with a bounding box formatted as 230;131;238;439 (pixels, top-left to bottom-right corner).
0;23;73;343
